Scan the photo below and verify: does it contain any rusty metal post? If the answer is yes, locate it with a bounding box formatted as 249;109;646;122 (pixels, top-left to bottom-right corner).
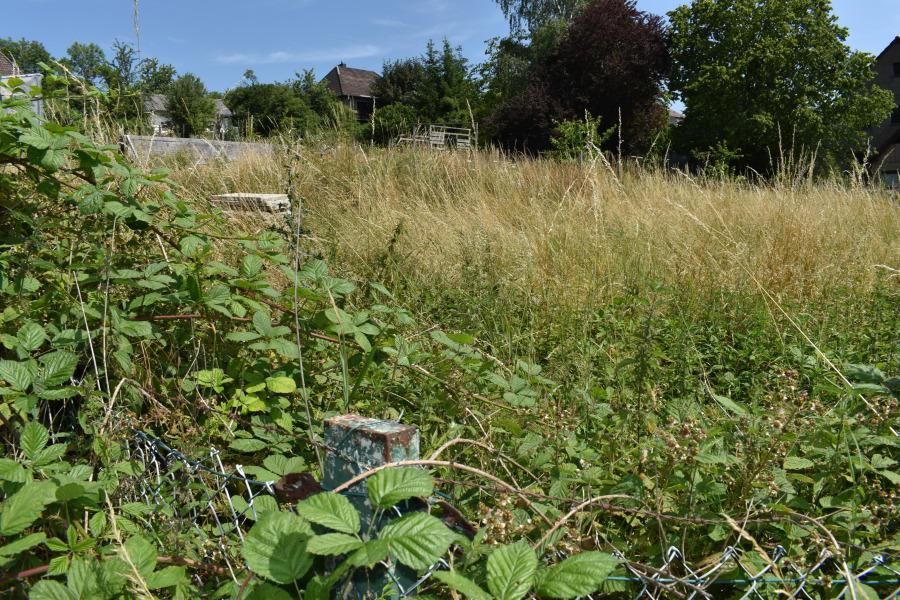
323;414;420;598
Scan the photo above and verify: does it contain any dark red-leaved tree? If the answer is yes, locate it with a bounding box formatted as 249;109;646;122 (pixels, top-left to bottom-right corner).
491;0;670;154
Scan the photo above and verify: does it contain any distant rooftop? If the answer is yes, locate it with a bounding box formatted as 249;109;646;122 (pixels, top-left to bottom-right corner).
321;63;380;98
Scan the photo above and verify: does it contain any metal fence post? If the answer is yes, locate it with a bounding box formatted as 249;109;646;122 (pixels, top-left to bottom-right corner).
322;414;421;598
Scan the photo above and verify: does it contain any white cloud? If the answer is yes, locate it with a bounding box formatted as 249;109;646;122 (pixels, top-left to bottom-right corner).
372;17;407;27
216;44;383;65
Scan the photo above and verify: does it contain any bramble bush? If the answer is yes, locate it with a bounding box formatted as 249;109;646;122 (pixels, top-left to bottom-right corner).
1;78;898;598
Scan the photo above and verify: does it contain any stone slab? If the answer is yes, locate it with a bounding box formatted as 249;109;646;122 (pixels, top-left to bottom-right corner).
210;192;290;213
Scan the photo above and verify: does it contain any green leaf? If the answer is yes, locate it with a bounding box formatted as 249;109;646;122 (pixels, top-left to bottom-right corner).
711;394;747;417
296;493;360;534
307;533;364;556
122;535;157;578
0;482;56;536
20;421;49;460
304;576;332;600
0;458;29;482
146;566;187;589
242;512;313;584
252;311;273;337
89;512;107;537
0;359;33;391
242;255;264;277
17;322;46;352
347;539;390;568
879;470;900;485
379;512;455;570
225;331;262;343
27;581;76;600
246;583;295;600
434;571;493;600
19;126;55;150
487;541;538;600
847;582;881;600
263;454;306;476
38;351;77;387
367;467;434;509
67;557;99;598
179;235;208;257
230;438;268;453
783;456;815;471
55;482;85;502
0;532;46;557
536;552;619;599
266;376;297;394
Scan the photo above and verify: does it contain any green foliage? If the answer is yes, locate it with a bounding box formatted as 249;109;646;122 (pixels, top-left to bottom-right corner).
494;0;588;37
167;73;216;137
242;512;313;584
487;541;537;600
63;42;107;86
367;467;434;508
549;111;615;160
374;39;480;129
668;0;896;172
371;103;418;144
0;37;52;73
1;72;897;599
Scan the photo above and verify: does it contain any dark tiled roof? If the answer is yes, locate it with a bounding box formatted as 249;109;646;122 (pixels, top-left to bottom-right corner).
0;52;18;77
876;36;900;61
321;64;380;98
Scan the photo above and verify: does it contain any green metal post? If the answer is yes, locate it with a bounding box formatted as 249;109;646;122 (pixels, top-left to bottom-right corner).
323;414;421;598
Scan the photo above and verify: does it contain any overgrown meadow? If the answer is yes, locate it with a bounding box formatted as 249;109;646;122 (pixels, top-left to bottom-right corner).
1;86;898;598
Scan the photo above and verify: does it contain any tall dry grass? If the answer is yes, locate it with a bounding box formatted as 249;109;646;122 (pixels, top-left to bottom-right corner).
170;144;898;313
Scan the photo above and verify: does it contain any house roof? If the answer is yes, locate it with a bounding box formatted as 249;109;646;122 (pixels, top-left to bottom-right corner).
214;99;232;117
321;64;380;98
145;93;231;117
0;51;18;77
876;36;900;61
145;93;168;112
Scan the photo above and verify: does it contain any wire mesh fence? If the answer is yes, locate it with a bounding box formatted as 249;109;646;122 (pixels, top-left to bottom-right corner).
122;430;900;598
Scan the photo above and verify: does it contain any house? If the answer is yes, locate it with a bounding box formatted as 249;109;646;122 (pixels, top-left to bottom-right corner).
144;93;233;137
321;63;380;121
0;51;44;116
871;36;900;188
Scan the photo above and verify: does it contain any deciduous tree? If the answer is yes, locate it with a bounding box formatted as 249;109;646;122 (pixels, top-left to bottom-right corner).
0;37;52;72
64;42;107;86
492;0;669;154
167;73;216;137
668;0;895;172
494;0;587;37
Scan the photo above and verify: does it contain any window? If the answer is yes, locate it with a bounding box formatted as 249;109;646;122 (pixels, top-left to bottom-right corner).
894;62;900;77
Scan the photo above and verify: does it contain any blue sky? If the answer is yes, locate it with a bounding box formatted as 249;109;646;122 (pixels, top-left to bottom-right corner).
5;0;899;92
